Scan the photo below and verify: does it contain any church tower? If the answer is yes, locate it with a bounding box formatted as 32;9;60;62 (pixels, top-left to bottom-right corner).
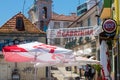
28;0;52;31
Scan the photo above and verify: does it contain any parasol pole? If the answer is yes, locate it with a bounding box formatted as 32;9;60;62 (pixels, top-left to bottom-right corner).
48;66;51;80
34;64;37;80
34;53;37;80
47;38;52;80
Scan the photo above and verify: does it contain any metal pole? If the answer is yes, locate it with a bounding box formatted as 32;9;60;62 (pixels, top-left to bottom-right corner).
34;64;37;80
48;66;51;80
45;35;49;79
114;0;120;79
117;34;120;80
114;52;117;80
34;54;37;80
22;0;25;14
46;37;51;80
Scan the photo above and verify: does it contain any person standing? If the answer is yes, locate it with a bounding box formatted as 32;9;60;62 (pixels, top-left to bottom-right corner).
84;64;91;80
90;66;96;80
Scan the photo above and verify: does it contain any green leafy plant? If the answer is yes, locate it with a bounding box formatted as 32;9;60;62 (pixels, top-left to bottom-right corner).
92;64;102;76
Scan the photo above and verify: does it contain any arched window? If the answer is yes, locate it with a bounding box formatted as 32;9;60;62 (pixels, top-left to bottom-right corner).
16;17;25;31
42;7;47;19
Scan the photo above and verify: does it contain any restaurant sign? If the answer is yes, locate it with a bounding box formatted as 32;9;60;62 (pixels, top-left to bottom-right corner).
47;26;94;38
102;19;117;38
102;19;117;33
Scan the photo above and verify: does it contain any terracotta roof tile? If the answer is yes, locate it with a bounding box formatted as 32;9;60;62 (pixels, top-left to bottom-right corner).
0;12;45;34
51;13;78;21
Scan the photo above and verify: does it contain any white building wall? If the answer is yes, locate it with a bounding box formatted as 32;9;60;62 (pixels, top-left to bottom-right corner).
60;21;63;28
48;20;74;46
86;0;100;10
48;21;54;29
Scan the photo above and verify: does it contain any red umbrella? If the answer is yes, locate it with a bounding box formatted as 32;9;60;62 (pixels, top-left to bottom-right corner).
3;45;34;62
2;41;74;63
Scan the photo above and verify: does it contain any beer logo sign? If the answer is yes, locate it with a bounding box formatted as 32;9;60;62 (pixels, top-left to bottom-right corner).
102;19;117;33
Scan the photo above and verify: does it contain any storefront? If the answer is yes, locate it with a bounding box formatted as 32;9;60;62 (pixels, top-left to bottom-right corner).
0;60;46;80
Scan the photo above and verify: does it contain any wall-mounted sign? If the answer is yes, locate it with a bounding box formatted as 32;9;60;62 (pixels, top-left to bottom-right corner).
102;19;117;33
100;19;117;39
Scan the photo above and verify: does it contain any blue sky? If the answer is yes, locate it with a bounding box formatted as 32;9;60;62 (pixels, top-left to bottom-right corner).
0;0;85;26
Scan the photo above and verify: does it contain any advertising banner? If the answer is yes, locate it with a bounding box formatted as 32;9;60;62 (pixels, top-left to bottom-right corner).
47;26;96;38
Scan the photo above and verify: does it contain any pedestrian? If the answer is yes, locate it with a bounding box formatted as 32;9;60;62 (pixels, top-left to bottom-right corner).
84;64;91;80
90;66;96;80
88;65;92;80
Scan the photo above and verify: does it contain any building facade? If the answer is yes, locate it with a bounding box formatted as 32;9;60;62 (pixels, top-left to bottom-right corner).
100;0;118;79
77;0;100;16
62;2;103;78
67;3;101;57
28;0;79;47
0;12;46;80
77;3;87;16
47;13;78;46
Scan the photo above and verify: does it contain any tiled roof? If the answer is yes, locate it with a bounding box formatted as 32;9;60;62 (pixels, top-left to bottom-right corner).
0;12;45;34
51;13;78;22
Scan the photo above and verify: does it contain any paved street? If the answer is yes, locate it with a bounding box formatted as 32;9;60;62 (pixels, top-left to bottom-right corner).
51;67;85;80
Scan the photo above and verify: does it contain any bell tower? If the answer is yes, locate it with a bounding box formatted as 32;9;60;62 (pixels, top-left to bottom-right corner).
35;0;52;31
36;0;52;31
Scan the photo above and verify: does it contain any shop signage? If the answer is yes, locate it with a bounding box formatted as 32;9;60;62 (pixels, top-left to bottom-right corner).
101;19;117;38
102;19;117;33
47;26;94;38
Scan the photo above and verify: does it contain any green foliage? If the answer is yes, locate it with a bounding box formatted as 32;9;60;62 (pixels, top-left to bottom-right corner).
92;64;102;74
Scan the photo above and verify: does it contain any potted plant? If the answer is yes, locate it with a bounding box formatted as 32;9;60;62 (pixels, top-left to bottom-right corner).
92;64;102;80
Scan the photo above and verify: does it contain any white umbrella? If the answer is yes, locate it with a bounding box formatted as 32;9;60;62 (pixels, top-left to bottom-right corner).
2;41;75;80
35;56;100;67
76;48;92;56
75;56;100;65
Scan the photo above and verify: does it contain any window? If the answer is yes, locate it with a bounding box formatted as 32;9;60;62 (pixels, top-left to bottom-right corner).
13;39;20;45
91;41;96;48
77;3;87;16
54;22;60;29
16;17;25;31
64;22;69;28
80;21;83;27
88;17;91;26
54;38;60;45
85;37;91;42
97;17;101;26
76;21;83;27
78;37;83;45
92;48;96;53
0;43;4;51
42;7;47;19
